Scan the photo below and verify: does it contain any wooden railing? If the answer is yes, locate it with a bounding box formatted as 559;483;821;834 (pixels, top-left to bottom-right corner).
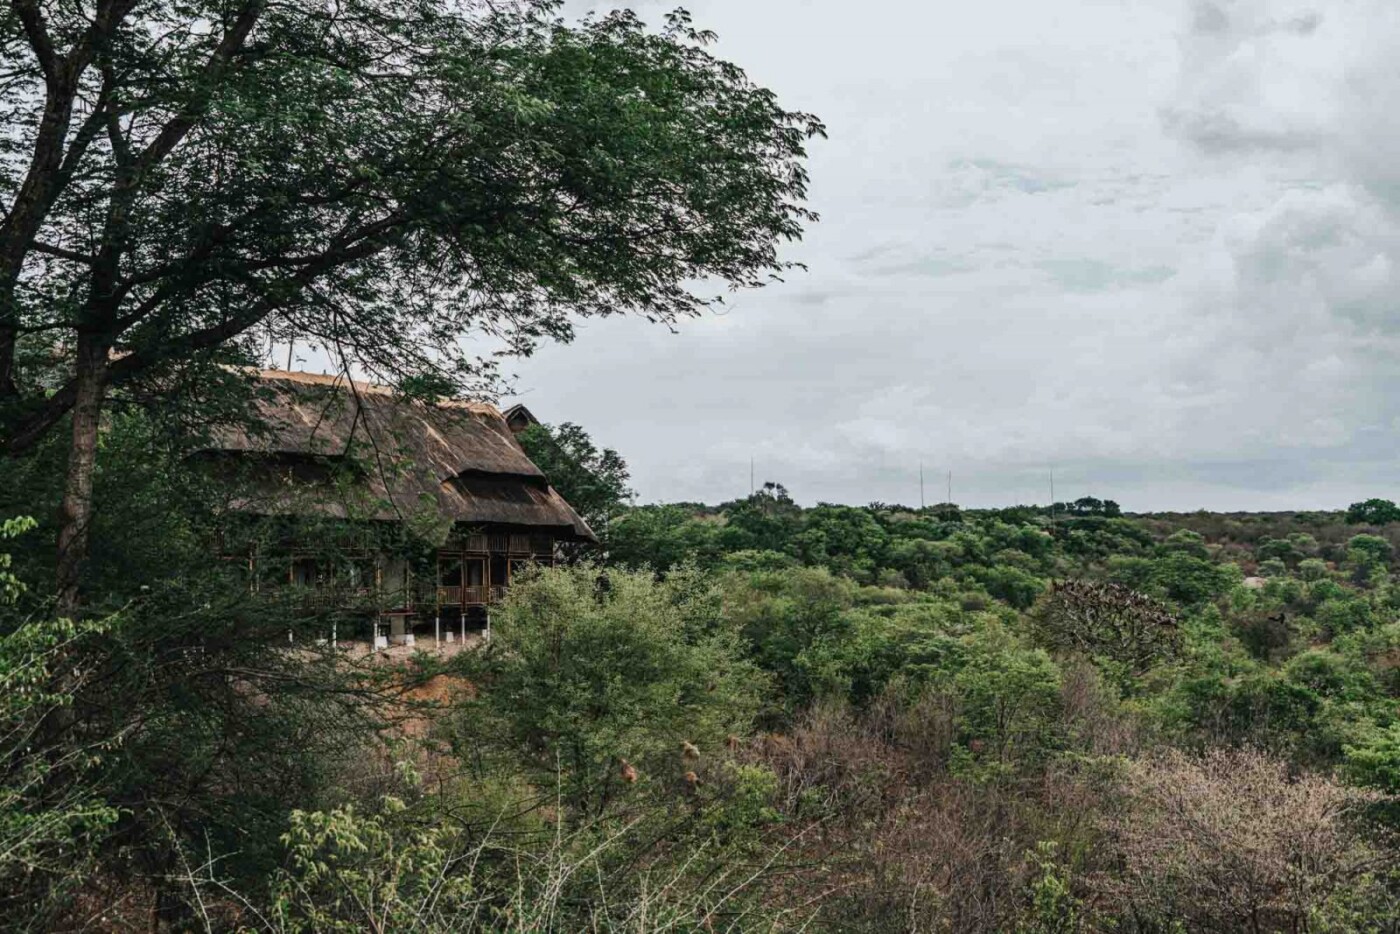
455;533;553;556
284;583;376;610
435;585;502;607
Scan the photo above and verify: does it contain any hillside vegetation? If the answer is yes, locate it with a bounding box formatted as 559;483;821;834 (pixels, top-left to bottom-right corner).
6;421;1400;931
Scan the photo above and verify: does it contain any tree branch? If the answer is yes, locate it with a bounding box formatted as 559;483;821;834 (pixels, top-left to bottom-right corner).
2;226;398;456
130;0;265;178
32;241;96;264
9;0;59;85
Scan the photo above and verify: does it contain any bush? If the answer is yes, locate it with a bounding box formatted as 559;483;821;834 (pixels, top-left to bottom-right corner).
1099;748;1396;932
263;772;799;933
454;567;762;810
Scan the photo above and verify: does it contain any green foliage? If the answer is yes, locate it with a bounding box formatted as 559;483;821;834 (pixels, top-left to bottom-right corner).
454;567;761;810
265;768;796;933
1161;528;1211;558
515;422;633;542
945;631;1063;777
1300;557;1332;581
2;1;825;457
975;564;1047;610
0;613;119;914
0;516;35;604
271;794;478;933
1110;550;1237;606
789;504;890;581
720;483;806;555
1345;723;1400;794
722;565;859;712
609;503;724;571
1348;534;1396;574
0;516;117;908
1348;499;1400;526
1018;842;1083;934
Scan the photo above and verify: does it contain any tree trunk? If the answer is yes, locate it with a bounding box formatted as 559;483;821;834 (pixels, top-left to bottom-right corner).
55;333;108;617
0;323;14;397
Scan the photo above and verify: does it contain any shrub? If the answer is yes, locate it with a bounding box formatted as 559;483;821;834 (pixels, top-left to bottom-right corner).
263;779;800;933
977;565;1046;610
1099;748;1395;932
454;567;762;811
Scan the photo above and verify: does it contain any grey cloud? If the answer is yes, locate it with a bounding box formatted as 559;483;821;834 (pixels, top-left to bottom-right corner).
497;0;1400;512
1160;108;1321;154
1191;2;1230;34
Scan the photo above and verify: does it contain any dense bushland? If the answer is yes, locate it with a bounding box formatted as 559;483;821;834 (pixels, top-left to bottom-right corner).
7;419;1400;929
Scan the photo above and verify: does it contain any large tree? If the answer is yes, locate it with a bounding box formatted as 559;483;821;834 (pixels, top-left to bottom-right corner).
0;0;822;611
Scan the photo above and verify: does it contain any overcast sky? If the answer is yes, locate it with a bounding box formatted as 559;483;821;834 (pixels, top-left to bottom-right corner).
502;0;1400;511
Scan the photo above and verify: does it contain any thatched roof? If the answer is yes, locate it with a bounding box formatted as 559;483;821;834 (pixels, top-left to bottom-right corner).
502;403;541;436
202;371;595;542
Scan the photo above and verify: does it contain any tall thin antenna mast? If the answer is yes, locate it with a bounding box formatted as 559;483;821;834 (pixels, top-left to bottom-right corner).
947;471;952;505
919;462;925;510
1049;467;1056;534
750;457;755;496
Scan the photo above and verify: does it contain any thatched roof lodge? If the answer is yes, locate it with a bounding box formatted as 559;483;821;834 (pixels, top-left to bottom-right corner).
203;370;593;541
198;370;593;646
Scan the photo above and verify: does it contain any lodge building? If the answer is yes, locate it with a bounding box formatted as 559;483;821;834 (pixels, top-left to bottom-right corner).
198;370;594;647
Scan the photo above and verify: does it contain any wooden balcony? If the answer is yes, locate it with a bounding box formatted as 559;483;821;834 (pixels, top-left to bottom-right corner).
285;583;377;611
453;533;553;557
435;585;505;607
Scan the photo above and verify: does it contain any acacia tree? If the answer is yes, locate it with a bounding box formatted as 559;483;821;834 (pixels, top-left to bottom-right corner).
1031;579;1180;678
0;0;822;612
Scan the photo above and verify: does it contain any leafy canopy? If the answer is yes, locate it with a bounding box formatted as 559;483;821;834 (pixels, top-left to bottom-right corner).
0;0;823;449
